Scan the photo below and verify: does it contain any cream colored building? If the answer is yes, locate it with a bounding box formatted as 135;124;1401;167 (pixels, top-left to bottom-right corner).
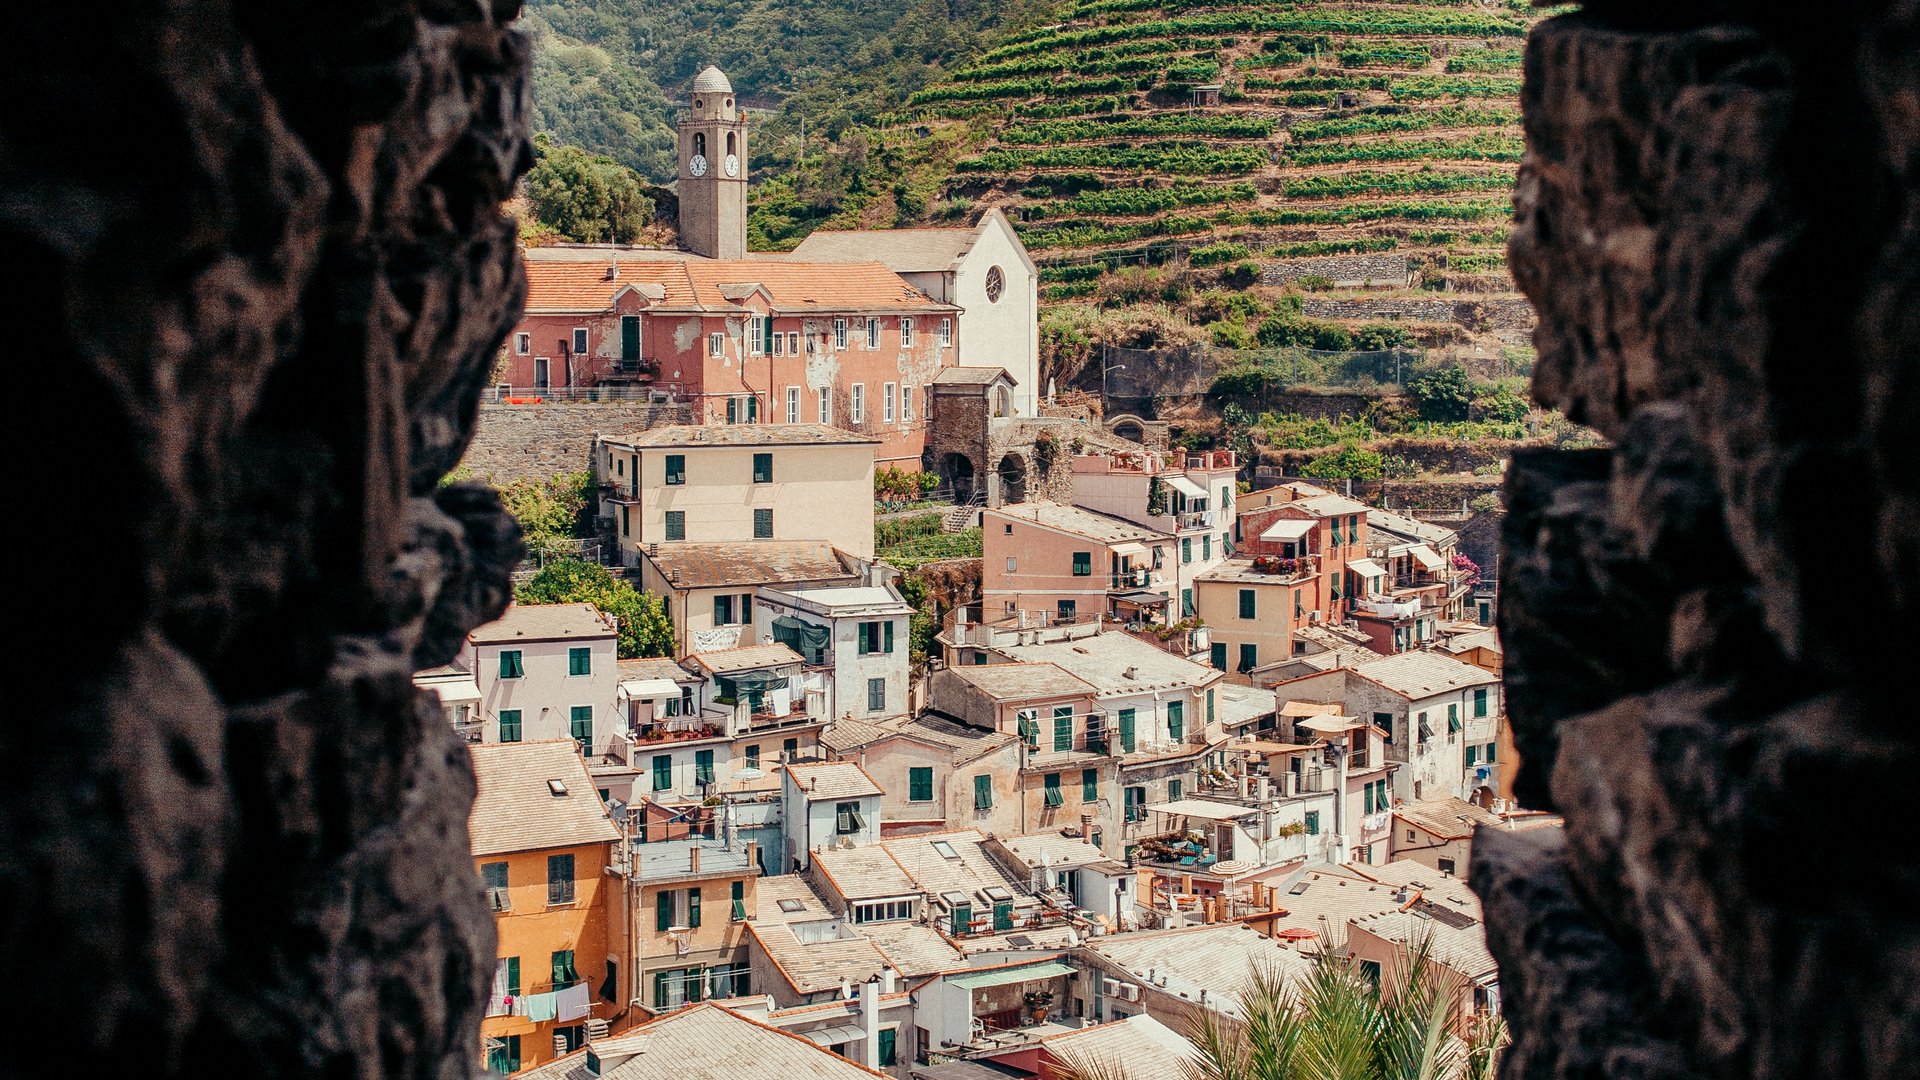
597;424;880;564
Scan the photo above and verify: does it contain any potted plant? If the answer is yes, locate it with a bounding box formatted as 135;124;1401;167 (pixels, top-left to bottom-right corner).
1024;989;1055;1023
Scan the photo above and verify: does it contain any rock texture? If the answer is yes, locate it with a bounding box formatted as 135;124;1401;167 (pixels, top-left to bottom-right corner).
463;401;692;482
1;3;530;1078
1483;6;1919;1080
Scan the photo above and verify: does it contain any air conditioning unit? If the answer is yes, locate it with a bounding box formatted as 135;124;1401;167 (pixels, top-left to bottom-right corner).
1308;611;1322;624
1111;982;1140;1002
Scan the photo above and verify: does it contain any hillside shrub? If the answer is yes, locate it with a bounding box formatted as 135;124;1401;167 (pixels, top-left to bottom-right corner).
1300;442;1385;480
1409;365;1475;421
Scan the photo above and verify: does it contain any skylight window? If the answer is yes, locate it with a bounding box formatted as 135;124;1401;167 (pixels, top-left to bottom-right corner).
777;898;806;913
547;779;569;797
931;840;959;859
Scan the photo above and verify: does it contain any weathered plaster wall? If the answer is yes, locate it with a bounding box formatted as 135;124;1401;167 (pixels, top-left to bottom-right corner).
1479;7;1919;1080
2;3;530;1077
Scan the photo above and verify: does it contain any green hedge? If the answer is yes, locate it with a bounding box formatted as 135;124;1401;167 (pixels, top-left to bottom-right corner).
1001;114;1275;144
1388;75;1524;101
1288;105;1519;141
1280;169;1515;199
1286;133;1523;166
960;141;1270;176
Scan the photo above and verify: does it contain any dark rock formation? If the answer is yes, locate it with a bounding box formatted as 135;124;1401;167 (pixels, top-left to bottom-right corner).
1482;5;1919;1080
1;3;530;1077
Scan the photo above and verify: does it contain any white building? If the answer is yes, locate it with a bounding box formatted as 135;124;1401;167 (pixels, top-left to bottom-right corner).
454;603;620;751
780;761;885;871
789;208;1041;415
755;583;914;723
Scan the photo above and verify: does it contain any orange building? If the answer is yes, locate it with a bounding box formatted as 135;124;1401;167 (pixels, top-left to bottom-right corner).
470;741;622;1075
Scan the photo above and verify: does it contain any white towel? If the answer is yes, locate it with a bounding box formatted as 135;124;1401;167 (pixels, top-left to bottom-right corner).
556;981;592;1023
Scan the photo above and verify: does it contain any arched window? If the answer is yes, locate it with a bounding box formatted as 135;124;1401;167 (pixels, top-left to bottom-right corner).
726;132;736;156
694;132;706;156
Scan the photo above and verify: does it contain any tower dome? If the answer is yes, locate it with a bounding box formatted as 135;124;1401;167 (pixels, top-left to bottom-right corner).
691;66;733;94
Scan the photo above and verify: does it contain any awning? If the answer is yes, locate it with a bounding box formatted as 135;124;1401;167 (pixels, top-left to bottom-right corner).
1164;474;1207;500
1260;518;1315;541
1111;542;1149;559
424;679;481;705
1297;714;1363;734
619;678;682;698
1142;798;1258;821
1346;558;1386;579
947;961;1075;991
800;1025;865;1046
1112;589;1172;607
1408;544;1443;570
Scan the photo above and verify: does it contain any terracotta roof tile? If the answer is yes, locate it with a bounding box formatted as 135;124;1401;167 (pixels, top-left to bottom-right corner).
522;258;955;314
644;541;857;590
468;741;621;857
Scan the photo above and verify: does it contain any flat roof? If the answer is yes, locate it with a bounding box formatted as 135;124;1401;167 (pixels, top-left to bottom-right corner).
944;662;1098;702
468;603;615;644
646;541;857;589
606;423;879;448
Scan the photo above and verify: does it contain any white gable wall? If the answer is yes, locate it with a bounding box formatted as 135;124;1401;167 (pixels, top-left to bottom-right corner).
954;213;1039;416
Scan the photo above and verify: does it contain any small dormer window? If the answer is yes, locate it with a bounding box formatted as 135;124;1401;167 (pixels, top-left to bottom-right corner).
931;840;958;859
548;779;568;797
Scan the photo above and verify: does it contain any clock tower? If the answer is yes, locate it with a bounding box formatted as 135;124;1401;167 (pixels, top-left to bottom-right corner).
677;65;748;260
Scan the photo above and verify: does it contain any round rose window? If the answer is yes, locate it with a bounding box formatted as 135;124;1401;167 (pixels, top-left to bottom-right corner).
985;265;1005;303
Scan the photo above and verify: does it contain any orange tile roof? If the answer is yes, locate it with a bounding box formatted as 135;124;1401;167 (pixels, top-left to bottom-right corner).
522;257;954;314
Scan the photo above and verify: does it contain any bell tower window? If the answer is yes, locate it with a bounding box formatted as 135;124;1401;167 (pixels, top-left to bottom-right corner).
694;132;706;157
726;132;736;156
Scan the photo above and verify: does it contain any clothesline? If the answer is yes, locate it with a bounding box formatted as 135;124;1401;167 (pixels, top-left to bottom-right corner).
489;979;592;1024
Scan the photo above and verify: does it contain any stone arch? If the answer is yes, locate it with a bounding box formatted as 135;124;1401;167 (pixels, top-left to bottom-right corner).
1107;413;1147;443
992;384;1013;418
997;453;1029;504
940;452;977;502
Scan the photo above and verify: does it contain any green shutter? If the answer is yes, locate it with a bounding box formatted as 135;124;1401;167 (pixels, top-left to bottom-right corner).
909;766;934;802
695;749;714;784
1072;551;1091;576
974;774;993;809
1474;687;1489;717
499;710;522;742
1207;688;1216;725
657;890;672;931
1467;745;1479;766
506;956;521;994
1210;642;1226;670
951;902;971;936
884;620;895;653
878;1028;897;1068
1118;709;1135;752
1167;701;1184;742
1044;773;1063;807
499;651;521;678
1448;704;1461;733
1082;769;1098;802
569;647;591;675
654;755;672;791
993;901;1014;931
1053;706;1073;751
1168;778;1182;801
1304;811;1319;836
1239;589;1256;619
763;313;775;354
665;454;685;484
689;887;702;928
732;879;747;921
753;452;772;483
654;970;669;1008
667;511;685;540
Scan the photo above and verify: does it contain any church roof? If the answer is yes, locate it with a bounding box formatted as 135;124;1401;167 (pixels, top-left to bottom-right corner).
690;65;733;93
789;226;982;273
522;258;958;315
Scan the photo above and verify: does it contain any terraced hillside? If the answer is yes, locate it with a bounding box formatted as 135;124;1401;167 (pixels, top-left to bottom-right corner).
751;0;1545;391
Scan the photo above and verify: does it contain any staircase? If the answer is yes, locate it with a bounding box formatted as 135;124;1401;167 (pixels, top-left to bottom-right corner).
943;492;985;533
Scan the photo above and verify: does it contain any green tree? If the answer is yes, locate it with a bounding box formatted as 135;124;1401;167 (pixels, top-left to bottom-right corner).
497;471;594;559
1054;938;1505;1080
1473;385;1529;423
516;558;675;659
898;574;940;663
1301;441;1385;480
524;137;655;244
1354;322;1416;350
1409;366;1475;421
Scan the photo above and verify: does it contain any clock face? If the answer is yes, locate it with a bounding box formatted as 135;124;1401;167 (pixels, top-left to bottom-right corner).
724;154;740;177
689;153;708;177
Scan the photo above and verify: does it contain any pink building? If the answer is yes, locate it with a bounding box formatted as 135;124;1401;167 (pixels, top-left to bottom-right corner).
980;502;1174;625
1052;447;1241;620
512;258;959;466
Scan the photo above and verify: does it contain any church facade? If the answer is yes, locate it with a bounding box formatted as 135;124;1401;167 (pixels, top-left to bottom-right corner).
505;64;1043;470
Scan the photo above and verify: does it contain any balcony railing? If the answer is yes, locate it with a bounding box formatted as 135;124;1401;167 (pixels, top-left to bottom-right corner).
1181;450;1237;471
1109;568;1152;590
1353;595;1421;619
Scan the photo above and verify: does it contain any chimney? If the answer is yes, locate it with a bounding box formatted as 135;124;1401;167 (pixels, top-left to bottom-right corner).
858;977;882;1063
746;840;760;868
690;847;701;874
1123;666;1138;681
603;258;619;282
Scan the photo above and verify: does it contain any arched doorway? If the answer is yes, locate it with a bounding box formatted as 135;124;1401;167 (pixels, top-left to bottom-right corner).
997;453;1029;504
941;453;976;502
1107;413;1147;443
992;385;1013;418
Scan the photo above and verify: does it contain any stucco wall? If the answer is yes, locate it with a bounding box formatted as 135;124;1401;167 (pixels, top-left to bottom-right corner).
464;402;691;483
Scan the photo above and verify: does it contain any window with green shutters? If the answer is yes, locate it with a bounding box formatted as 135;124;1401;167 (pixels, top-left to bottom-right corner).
1168;778;1183;801
1210;642;1227;670
1330;574;1342;601
868;678;886;713
1294;589;1304;619
878;1028;897;1068
498;709;522;742
1486;741;1498;762
1124;786;1145;822
1349;515;1359;545
858;620;896;655
665;454;685;485
752;452;772;483
1467;745;1479;766
1117;708;1136;752
570;706;593;746
621;314;640;362
689;887;702;927
1044;772;1063;807
1207;688;1216;725
666;510;685;540
487;1034;520;1075
568;647;592;676
1474;687;1489;717
694;749;714;785
653;755;672;791
499;650;524;678
973;774;993;809
1202;535;1211;560
745;744;760;769
783;737;798;759
753;508;772;538
1082;768;1099;802
1053;706;1074;751
548;854;575;905
732;879;747;921
835;801;865;834
993;901;1014;931
1447;704;1461;732
1304;810;1320;835
1238;643;1258;673
553;949;578;989
656;890;673;931
1167;701;1184;742
1182;588;1194;618
1072;551;1091;576
909;767;934;802
482;861;510;911
1239;589;1256;619
1182;537;1192;563
950;902;971;937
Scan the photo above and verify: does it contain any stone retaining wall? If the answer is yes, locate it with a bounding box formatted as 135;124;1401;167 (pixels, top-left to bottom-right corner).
461;402;691;481
1260;253;1408;287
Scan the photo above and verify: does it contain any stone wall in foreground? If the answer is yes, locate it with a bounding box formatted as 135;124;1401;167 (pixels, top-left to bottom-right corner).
1480;7;1918;1080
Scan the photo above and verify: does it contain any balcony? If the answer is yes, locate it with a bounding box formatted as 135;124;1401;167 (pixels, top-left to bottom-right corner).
1353;595;1421;619
1176;510;1219;530
1244;554;1320;581
1109;567;1153;590
1181;450;1237;471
